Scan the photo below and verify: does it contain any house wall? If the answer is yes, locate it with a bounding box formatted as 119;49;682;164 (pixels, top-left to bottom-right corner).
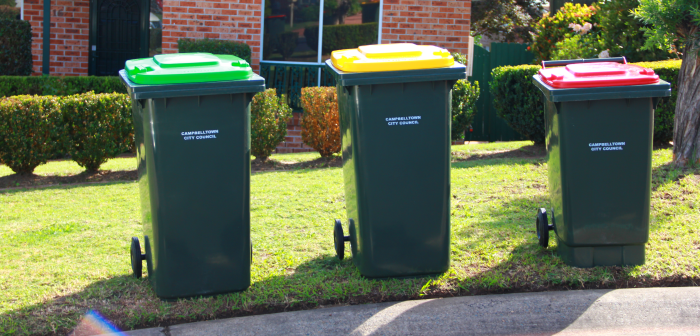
26;0;90;76
161;0;263;71
381;0;471;56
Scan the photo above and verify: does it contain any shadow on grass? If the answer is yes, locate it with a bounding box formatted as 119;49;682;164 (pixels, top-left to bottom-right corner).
0;170;137;190
451;144;546;163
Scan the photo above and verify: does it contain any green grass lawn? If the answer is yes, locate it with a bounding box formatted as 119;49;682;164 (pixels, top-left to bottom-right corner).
1;141;698;335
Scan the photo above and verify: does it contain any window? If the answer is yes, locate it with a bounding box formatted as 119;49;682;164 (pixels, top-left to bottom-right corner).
149;0;163;56
262;0;381;63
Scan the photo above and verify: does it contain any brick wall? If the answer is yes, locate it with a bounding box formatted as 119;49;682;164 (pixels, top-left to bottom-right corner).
161;0;263;71
26;0;90;76
381;0;471;55
275;112;315;154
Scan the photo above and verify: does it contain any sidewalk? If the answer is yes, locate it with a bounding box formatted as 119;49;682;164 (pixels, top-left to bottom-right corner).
122;287;700;336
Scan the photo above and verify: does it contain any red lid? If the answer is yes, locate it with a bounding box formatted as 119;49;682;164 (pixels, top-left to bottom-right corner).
538;62;659;88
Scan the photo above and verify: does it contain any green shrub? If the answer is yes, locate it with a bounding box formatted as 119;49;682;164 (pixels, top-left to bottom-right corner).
552;24;604;60
635;59;681;143
0;76;126;97
277;32;298;60
62;92;132;172
451;80;480;141
250;89;292;161
530;3;598;63
0;19;33;76
178;38;252;64
489;60;681;144
597;0;669;62
304;23;378;54
0;95;67;174
300;87;340;157
0;5;19;20
490;64;545;144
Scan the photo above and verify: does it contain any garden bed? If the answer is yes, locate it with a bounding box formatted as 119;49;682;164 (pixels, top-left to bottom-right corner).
0;141;698;335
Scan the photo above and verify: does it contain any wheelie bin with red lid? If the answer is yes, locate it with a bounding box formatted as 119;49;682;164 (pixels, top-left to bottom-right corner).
532;57;671;267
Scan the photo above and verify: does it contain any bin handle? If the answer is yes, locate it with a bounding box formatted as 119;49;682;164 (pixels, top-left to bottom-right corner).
541;57;627;69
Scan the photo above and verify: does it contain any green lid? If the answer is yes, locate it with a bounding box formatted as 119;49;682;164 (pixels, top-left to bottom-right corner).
125;53;254;85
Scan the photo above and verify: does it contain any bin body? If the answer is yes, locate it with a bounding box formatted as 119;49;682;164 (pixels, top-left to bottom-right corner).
120;55;264;298
533;69;670;268
327;59;466;277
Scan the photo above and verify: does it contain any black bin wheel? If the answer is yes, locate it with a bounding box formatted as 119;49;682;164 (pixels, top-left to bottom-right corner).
334;219;345;260
131;237;143;278
536;208;550;248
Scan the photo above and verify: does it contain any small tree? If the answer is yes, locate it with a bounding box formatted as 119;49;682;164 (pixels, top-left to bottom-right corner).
250;89;292;162
635;1;700;166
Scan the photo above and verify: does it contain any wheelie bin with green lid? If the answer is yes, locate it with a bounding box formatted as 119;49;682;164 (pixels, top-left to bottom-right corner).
532;57;671;268
327;43;466;278
119;53;265;298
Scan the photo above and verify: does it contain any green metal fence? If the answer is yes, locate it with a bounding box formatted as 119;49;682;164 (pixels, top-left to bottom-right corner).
468;43;534;142
259;61;336;110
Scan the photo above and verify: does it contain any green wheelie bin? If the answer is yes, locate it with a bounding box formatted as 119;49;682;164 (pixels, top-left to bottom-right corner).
327;43;466;278
532;57;671;268
120;53;264;298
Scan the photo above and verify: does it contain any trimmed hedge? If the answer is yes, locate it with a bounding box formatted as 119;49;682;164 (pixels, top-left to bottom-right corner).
250;89;292;162
300;86;340;157
490;59;681;144
0;19;33;76
0;76;127;97
0;95;66;174
304;23;378;54
62;92;133;171
0;93;133;174
178;38;252;64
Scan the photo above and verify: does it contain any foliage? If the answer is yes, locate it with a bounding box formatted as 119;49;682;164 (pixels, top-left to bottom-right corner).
0;76;126;97
250;89;292;162
636;60;682;143
305;23;378;54
62;92;133;172
0;5;19;20
0;96;66;174
0;19;32;76
0;0;16;6
634;0;700;55
451;80;480;141
177;38;252;64
489;60;682;144
471;0;545;43
490;64;545;144
552;24;604;60
277;32;298;61
530;3;598;62
596;0;669;62
300;86;340;157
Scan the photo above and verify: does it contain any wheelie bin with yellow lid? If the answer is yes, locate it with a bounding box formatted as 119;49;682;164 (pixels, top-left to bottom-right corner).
327;43;466;278
532;57;671;267
120;53;264;298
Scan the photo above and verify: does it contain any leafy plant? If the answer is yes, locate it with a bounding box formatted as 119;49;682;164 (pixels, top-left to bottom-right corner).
451;80;480;141
471;0;545;43
0;95;67;174
0;76;126;97
0;19;32;75
552;22;604;60
490;64;545;144
62;92;132;172
251;89;293;162
178;38;252;64
530;3;599;62
300;87;340;157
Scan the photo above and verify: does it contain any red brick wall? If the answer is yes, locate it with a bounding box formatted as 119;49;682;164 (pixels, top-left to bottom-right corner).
161;0;263;71
381;0;471;55
26;0;89;76
275;112;315;154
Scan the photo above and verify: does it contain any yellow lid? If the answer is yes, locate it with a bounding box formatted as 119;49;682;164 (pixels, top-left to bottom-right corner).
331;43;455;72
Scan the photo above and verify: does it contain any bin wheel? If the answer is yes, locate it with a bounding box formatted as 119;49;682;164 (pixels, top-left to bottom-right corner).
334;220;345;260
536;208;551;248
131;237;146;278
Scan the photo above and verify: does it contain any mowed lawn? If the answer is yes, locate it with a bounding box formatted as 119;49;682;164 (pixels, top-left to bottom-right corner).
1;142;698;335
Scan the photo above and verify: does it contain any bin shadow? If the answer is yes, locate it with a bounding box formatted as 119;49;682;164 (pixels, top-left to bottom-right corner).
451;143;545;163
